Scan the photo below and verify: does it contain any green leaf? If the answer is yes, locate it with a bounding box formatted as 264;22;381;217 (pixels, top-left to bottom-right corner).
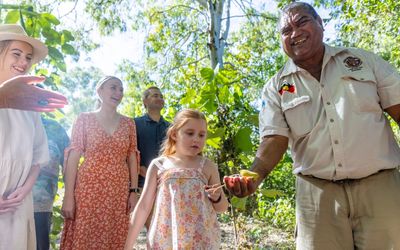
206;137;221;149
61;30;75;43
234;127;253;153
200;68;214;82
247;114;259;127
62;44;76;55
231;196;247;210
218;85;230;104
5;10;19;23
41;13;60;25
180;88;196;105
48;46;64;62
207;127;225;139
259;188;285;198
42;28;61;44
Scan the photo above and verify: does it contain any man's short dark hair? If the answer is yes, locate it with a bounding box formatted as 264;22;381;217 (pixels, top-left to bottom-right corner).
142;86;161;102
282;2;319;19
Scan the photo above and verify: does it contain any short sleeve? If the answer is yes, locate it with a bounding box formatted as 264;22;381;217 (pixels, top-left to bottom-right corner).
259;77;290;139
63;113;86;171
128;119;140;171
367;51;400;109
32;113;50;166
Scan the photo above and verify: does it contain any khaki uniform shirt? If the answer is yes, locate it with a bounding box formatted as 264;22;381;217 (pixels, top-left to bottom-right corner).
260;44;400;180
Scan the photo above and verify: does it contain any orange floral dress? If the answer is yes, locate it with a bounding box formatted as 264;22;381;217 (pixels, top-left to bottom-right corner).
60;113;139;250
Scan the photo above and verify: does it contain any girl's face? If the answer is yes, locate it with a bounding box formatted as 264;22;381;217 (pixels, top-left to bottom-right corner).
0;40;33;81
98;79;124;108
173;118;207;157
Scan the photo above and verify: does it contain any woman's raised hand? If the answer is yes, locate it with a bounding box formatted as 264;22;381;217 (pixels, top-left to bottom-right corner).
0;75;68;112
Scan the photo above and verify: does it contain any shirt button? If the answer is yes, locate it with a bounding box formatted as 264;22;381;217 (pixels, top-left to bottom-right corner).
327;102;331;105
334;140;339;144
338;163;343;167
321;84;325;88
360;78;364;80
330;119;334;122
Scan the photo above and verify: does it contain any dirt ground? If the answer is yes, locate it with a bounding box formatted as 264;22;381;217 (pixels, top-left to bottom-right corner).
134;219;295;250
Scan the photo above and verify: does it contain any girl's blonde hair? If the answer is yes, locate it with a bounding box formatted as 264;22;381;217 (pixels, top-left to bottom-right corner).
160;109;207;156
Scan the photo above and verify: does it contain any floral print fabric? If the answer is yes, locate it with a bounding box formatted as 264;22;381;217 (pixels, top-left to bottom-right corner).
147;157;221;249
60;112;139;250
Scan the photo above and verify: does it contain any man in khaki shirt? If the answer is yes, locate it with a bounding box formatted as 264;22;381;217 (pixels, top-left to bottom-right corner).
226;2;400;249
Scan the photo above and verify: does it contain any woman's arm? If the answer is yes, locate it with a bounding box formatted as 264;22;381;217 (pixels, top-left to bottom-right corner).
0;164;41;214
125;163;158;250
205;161;229;213
128;152;139;213
61;150;80;219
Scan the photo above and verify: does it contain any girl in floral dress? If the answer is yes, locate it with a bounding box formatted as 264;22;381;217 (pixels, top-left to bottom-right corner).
125;109;229;250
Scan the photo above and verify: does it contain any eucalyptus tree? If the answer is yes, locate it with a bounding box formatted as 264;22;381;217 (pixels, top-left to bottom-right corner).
84;1;290;219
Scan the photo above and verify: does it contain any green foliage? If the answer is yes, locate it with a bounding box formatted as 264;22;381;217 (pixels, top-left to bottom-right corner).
254;154;296;231
320;0;400;68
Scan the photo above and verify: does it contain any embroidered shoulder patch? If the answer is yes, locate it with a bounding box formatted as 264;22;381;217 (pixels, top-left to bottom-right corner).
344;56;363;71
279;81;295;95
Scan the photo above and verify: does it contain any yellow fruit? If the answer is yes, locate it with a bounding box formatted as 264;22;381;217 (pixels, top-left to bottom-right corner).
239;170;259;180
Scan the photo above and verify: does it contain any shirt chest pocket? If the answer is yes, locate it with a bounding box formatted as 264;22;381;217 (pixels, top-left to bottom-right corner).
342;71;382;113
281;95;312;138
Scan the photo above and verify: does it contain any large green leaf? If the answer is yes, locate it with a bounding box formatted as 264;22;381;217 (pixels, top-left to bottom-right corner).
259;188;285;198
41;13;60;25
48;46;64;62
200;68;214;82
61;44;77;55
5;10;19;23
231;196;248;210
233;127;253;153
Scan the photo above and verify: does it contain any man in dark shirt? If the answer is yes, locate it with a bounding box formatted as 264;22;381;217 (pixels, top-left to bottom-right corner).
134;86;169;191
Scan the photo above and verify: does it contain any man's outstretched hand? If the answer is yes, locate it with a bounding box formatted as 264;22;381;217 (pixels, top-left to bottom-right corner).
223;174;258;198
0;75;68;112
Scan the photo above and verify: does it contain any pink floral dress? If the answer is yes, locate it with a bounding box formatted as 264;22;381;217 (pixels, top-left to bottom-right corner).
147;157;221;249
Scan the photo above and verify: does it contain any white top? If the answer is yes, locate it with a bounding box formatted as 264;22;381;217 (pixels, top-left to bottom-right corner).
260;44;400;180
0;108;49;250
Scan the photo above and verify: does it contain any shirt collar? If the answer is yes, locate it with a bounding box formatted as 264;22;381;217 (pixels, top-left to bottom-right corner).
144;113;166;124
280;44;348;79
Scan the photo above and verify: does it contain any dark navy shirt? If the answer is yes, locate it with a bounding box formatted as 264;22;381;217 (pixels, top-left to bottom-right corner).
134;114;169;187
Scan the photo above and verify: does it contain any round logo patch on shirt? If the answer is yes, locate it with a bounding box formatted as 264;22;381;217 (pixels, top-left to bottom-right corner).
279;81;295;95
344;56;363;71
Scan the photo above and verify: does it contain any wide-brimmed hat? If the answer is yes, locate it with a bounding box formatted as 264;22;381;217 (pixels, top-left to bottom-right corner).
0;24;48;64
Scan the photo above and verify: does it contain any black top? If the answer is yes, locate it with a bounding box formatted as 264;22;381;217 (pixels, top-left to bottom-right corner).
134;114;169;187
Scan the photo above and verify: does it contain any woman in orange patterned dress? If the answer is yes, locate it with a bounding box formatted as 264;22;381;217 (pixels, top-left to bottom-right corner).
61;76;140;250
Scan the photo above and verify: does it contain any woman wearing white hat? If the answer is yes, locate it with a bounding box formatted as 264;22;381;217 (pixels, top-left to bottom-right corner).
0;24;64;250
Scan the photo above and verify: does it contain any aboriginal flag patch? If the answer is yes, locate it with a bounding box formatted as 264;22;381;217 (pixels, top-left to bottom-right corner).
279;81;295;95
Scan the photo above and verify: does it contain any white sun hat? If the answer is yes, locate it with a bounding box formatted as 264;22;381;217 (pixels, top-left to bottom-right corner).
0;24;48;64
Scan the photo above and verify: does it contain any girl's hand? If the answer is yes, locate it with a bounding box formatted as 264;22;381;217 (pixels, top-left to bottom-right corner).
127;192;139;214
62;195;76;220
205;183;223;202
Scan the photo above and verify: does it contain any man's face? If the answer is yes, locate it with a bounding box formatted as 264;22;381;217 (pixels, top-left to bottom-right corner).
280;7;324;63
144;88;164;111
